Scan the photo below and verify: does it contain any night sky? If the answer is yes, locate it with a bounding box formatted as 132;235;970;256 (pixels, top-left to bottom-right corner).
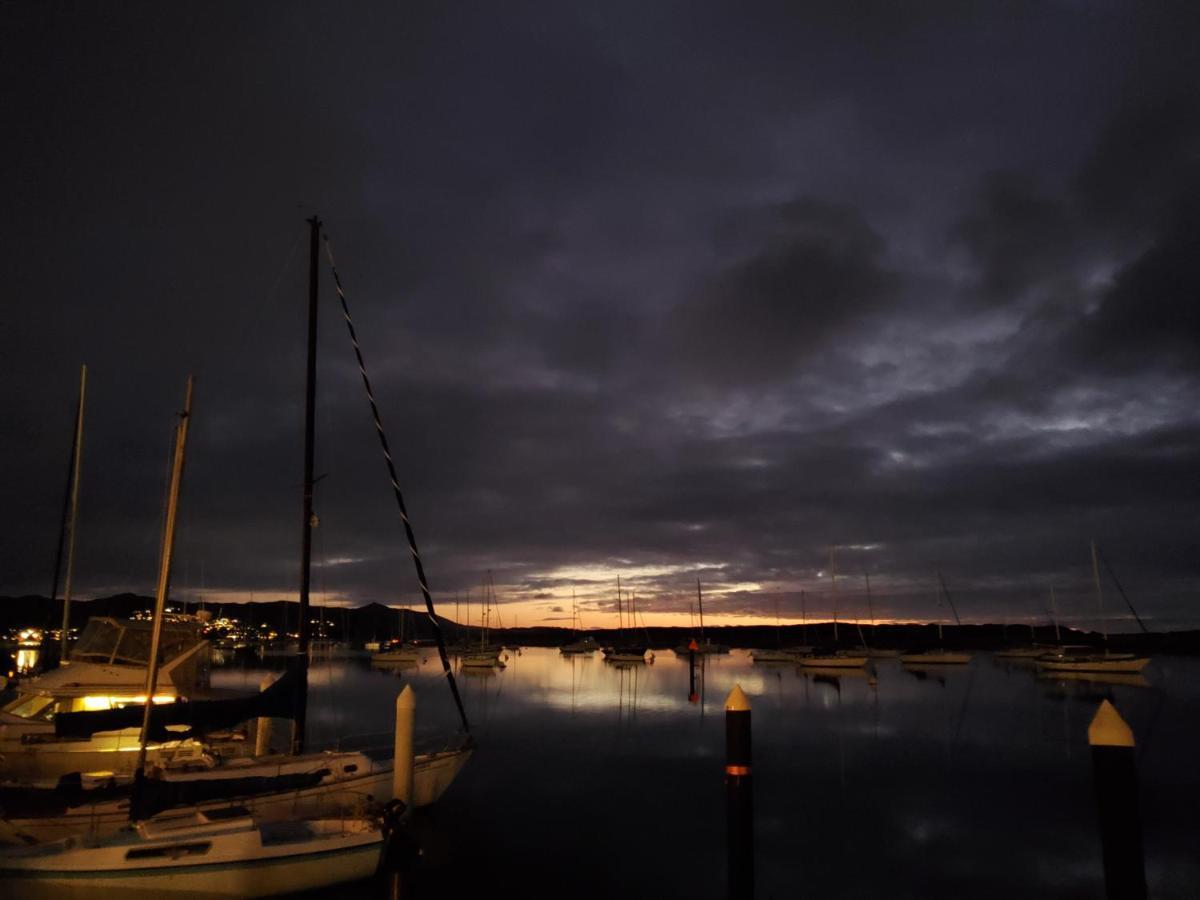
4;3;1198;630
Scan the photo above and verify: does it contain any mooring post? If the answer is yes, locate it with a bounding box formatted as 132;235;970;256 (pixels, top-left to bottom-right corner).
1089;699;1146;900
688;638;699;703
725;683;754;900
254;672;278;757
393;684;415;811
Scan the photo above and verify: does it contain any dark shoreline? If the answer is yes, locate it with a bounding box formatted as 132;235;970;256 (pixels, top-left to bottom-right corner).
3;592;1197;654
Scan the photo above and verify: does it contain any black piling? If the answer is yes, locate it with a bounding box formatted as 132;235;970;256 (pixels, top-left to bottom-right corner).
1089;699;1146;900
725;683;754;900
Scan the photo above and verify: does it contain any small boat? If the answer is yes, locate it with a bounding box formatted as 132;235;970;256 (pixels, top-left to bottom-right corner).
993;646;1045;659
560;591;597;654
560;636;600;654
673;581;730;654
1034;542;1152;676
900;649;972;665
1035;646;1149;674
461;575;504;667
0;806;383;899
372;606;422;663
899;574;971;665
604;577;651;663
798;650;868;668
460;648;505;668
605;647;648;664
750;648;795;663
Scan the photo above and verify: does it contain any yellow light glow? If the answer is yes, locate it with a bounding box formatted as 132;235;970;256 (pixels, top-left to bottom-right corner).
79;694;175;711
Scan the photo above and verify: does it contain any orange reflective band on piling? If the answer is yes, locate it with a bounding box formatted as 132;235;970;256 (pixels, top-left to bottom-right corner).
725;764;751;776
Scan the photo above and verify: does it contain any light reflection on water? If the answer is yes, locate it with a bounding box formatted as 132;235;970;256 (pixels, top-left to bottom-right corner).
213;648;1200;899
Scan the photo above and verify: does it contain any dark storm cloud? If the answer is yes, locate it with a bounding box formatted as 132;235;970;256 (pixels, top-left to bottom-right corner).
951;171;1075;305
3;2;1200;629
665;198;896;386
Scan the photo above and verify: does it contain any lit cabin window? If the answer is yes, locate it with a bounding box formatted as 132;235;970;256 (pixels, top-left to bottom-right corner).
2;695;58;721
126;841;212;860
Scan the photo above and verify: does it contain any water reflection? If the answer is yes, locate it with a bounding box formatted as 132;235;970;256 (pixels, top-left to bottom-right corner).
206;648;1197;899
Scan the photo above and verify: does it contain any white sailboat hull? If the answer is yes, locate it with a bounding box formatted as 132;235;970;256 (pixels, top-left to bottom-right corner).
0;746;472;845
1037;656;1149;674
0;815;381;898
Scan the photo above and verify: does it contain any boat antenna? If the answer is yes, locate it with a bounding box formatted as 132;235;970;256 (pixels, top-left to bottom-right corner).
323;233;470;734
52;364;86;655
132;376;193;820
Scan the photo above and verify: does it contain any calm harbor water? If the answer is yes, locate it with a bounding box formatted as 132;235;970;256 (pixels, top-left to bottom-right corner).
211;647;1199;899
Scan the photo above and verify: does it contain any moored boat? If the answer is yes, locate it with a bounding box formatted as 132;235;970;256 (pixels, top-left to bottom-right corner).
798;650;868;668
1035;646;1149;674
0;616;213;782
0;806;383;899
900;648;973;665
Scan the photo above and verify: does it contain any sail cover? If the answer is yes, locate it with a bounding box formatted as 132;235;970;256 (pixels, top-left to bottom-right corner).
53;660;304;742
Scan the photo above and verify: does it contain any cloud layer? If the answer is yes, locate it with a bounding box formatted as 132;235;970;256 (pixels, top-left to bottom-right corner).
2;3;1198;629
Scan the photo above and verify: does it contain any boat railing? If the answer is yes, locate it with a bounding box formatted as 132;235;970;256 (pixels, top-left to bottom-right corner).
327;730;472;757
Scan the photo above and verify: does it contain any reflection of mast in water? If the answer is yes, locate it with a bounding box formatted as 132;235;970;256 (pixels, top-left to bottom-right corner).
570;653;578;716
615;662;641;727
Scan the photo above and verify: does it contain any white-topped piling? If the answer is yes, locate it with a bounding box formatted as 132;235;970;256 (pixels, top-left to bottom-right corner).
254;672;278;757
393;684;416;812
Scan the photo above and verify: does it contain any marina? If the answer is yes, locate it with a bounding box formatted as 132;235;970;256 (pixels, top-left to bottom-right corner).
190;645;1200;897
6;3;1200;896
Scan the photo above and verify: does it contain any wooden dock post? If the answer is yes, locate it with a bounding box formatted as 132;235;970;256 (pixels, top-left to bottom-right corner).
725;683;754;900
1089;699;1146;900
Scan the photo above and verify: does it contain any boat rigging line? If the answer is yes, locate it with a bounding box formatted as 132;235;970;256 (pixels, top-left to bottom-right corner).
322;232;470;735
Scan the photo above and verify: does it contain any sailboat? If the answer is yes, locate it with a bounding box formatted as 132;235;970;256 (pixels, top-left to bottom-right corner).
1;368;216;783
605;578;647;663
799;550;867;668
1036;543;1149;674
560;590;599;654
0;379;390;896
673;581;729;655
861;571;900;657
461;574;504;668
2;217;473;845
752;596;794;663
900;572;972;666
372;605;422;663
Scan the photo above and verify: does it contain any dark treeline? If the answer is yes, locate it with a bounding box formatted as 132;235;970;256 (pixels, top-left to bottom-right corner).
2;594;1198;653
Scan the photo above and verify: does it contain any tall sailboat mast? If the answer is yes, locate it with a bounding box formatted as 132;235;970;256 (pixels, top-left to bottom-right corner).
59;364;87;660
696;579;705;644
133;377;193;812
295;215;321;753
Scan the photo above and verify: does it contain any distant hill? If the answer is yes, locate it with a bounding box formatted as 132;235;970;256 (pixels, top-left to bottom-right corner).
3;595;1197;653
